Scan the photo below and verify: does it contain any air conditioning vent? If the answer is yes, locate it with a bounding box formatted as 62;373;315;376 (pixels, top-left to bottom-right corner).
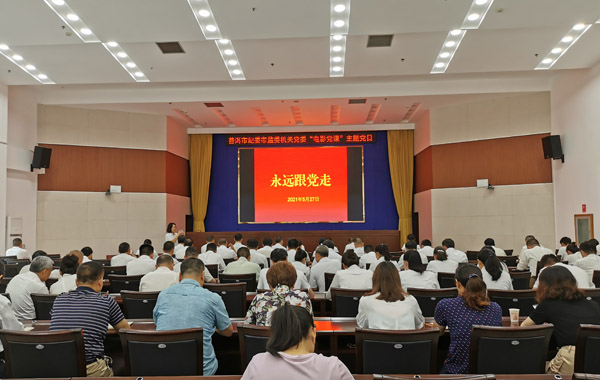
367;35;394;48
348;98;367;104
204;102;224;108
156;42;185;54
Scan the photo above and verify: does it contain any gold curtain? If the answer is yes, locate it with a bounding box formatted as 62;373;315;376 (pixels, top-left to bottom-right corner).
189;134;213;232
387;130;414;235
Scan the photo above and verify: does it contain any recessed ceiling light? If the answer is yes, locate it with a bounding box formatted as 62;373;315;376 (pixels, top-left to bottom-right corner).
332;34;343;41
435;62;445;68
198;9;210;17
440;52;450;58
536;22;591;70
224;49;233;55
51;0;64;5
43;0;100;43
25;64;36;70
450;29;462;36
232;69;242;75
332;56;342;62
542;58;553;64
333;20;345;27
66;13;79;21
329;0;350;78
134;71;144;77
573;23;586;31
12;54;23;61
38;74;48;79
228;59;238;65
80;28;92;35
126;62;136;68
219;39;229;44
334;4;346;12
467;13;480;21
0;44;8;50
205;24;217;32
117;52;127;58
431;29;467;73
445;41;456;47
332;45;343;52
107;41;118;47
551;48;562;54
332;66;342;72
562;36;574;43
475;0;488;4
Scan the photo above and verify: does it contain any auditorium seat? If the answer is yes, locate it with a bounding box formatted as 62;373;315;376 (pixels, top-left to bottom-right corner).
466;251;478;261
330;288;370;317
224;258;235;266
0;329;86;378
120;290;160;319
509;271;532;290
3;264;20;278
31;293;58;320
120;328;204;376
324;272;336;291
437;272;456;288
219;273;257;292
205;263;219;279
204;282;246;317
1;292;10;301
505;249;514;256
469;325;554;374
575;324;600;374
47;254;61;259
108;274;143;293
407;288;458;317
355;328;440;374
103;265;126;279
45;277;58;289
238;324;271;370
498;256;519;267
583;288;600;306
94;259;111;266
593;270;600;288
487;289;537;316
0;277;9;293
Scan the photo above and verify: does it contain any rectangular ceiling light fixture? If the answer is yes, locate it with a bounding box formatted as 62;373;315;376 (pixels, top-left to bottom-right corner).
0;43;54;84
535;23;592;70
430;29;467;74
330;0;351;77
461;0;495;29
101;42;149;82
42;0;100;43
215;39;245;80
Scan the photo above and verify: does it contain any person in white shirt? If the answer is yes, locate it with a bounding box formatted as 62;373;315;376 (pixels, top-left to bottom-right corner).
308;245;341;292
442;238;468;263
557;237;572;261
517;238;553;282
399;250;439;289
353;238;366;257
232;233;246;252
176;246;217;283
126;244;156;276
139;255;179;292
257;249;313;296
426;246;459;274
357;261;424;330
19;250;61;279
322;239;342;261
200;235;215;254
5;238;29;260
399;241;428;267
247;238;268;268
477;247;513;291
80;246;93;263
287;238;300;262
484;238;506;257
359;245;377;269
343;237;356;253
272;237;285;250
370;244;399;272
566;243;583;265
0;292;24;351
519;234;537;257
401;234;421;251
49;255;80;295
257;238;274;259
217;239;237;260
111;242;136;267
6;256;53;319
574;240;600;283
165;222;184;243
419;240;434;260
173;235;187;259
326;251;373;300
292;249;311;281
199;243;227;272
223;247;262;281
533;254;594;289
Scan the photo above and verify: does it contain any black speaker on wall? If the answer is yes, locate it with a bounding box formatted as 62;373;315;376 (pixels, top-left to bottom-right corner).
31;146;52;171
541;135;564;163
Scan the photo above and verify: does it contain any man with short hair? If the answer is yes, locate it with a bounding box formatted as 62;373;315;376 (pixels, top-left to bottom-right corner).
558;237;572;260
154;258;232;375
353;237;365;257
19;250;61;279
322;239;342;261
247;238;268;268
326;250;373;300
174;235;187;259
223;247;261;281
201;235;215;254
287;238;300;261
50;262;130;376
402;234;420;251
404;240;428;265
566;243;583;265
7;256;53;319
233;233;245;251
199;243;227;271
442;238;468;263
359;244;377;269
5;238;29;260
517;238;553;284
534;254;593;289
419;239;434;258
309;245;342;292
177;246;216;283
81;246;93;262
575;240;600;283
344;237;356;253
484;238;506;256
216;239;236;260
126;244;155;275
139;254;179;292
293;249;311;280
520;234;537;257
272;236;285;250
257;237;274;258
257;248;312;295
111;242;135;267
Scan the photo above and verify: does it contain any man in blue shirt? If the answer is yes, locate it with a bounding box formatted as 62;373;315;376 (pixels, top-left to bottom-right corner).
153;258;232;375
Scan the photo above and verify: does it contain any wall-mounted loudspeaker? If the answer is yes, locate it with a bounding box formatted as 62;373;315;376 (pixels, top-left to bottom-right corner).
31;146;52;171
541;135;564;163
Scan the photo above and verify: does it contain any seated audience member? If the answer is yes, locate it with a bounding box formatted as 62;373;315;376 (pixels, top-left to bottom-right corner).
399;250;439;289
292;249;311;280
402;234;421;251
247;238;268;268
434;264;502;374
370;244;398;272
558;237;572;260
359;244;377;269
154;258;232;375
223;247;261;280
110;242;135;267
165;222;183;243
419;239;434;259
357;261;424;329
574;240;600;282
520;234;537;257
566;242;582;265
19;250;61;279
246;262;312;326
0;264;24;345
199;243;226;272
162;240;176;260
134;239;157;256
258;237;274;257
200;235;215;254
81;246;93;262
233;233;245;251
399;240;428;267
309;245;342;292
272;236;285;250
442;238;468;263
241;305;353;380
174;235;187;259
50;254;80;294
217;238;237;259
177;246;216;283
5;237;29;260
484;238;506;256
352;238;365;257
326;251;373;300
477;247;513;290
139;254;179;292
126;244;155;276
322;239;342;261
258;249;312;294
287;238;300;261
518;238;554;284
522;266;600;374
534;254;593;289
50;262;130;376
344;237;356;253
7;256;53;319
426;246;459;273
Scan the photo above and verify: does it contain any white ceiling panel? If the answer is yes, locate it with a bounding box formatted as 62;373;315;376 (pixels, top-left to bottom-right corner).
551;27;600;70
0;57;40;85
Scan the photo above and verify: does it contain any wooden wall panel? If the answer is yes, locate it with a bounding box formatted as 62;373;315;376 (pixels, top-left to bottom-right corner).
415;146;433;193
38;144;166;193
165;152;190;197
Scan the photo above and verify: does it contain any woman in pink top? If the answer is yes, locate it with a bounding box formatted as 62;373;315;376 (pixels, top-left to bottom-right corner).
241;305;353;380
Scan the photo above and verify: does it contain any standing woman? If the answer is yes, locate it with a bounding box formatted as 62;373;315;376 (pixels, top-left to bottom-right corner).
165;223;183;243
434;264;502;374
521;265;600;374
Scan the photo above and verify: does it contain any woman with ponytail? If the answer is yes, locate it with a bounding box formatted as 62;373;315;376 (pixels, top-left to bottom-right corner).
434;263;502;374
426;246;459;273
370;243;398;272
242;305;353;380
400;250;440;289
477;247;513;290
